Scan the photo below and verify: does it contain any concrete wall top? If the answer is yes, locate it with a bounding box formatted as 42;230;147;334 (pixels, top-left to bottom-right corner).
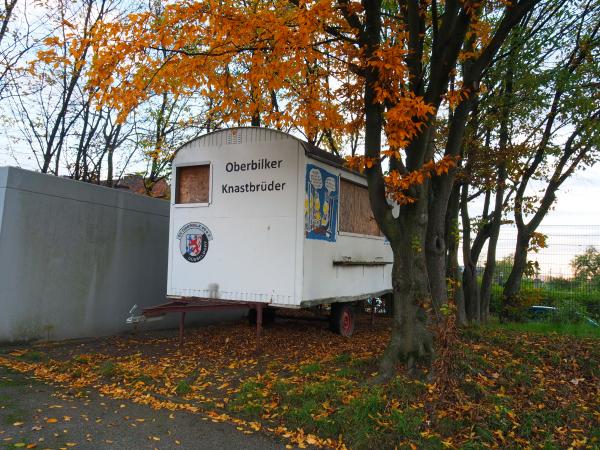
0;166;169;218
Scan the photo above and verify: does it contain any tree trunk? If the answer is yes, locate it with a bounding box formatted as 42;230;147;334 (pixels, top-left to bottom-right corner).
460;182;480;323
107;147;114;187
478;48;513;321
426;174;451;315
425;96;475;312
0;0;18;46
480;242;498;322
357;0;538;380
502;229;530;319
445;183;467;325
378;198;434;379
360;0;436;380
480;161;507;321
479;209;501;322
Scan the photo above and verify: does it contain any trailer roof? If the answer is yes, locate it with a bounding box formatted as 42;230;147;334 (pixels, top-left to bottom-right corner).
174;127;365;179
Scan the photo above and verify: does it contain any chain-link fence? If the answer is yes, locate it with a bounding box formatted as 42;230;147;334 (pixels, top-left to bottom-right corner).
475;225;600;323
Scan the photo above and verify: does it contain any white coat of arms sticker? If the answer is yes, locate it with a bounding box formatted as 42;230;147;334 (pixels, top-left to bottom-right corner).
177;222;213;263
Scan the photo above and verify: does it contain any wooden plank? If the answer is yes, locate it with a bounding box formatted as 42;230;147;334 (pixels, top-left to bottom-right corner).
333;260;392;266
176;165;210;204
339;179;382;236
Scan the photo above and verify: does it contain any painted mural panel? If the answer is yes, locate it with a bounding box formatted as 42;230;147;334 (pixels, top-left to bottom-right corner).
305;164;338;242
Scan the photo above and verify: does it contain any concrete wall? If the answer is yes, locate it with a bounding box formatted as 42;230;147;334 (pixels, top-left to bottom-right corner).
0;167;240;342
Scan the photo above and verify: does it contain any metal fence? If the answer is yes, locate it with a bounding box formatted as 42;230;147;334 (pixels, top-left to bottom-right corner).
474;225;600;321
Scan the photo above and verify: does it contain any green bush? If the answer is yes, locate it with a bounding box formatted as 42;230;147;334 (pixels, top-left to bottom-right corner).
488;280;600;321
550;300;588;325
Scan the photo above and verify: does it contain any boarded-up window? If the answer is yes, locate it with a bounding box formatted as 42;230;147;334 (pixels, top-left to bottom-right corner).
176;164;210;204
339;179;382;236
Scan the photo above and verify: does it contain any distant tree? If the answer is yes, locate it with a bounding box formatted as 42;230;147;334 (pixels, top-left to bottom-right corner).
449;0;564;324
9;0;129;176
0;0;19;96
494;256;514;285
571;246;600;284
502;1;600;310
0;0;32;100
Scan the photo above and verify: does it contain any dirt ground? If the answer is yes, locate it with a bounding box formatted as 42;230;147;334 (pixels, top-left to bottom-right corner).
0;363;287;450
4;312;596;449
0;312;357;450
0;313;373;450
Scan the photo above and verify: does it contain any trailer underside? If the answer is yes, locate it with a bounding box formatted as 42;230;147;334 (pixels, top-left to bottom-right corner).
139;298;266;351
134;291;393;349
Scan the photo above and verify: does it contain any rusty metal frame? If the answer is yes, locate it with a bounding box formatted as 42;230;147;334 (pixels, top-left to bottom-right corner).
141;298;265;351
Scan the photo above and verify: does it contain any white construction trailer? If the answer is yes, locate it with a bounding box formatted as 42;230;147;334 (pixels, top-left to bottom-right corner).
149;127;392;339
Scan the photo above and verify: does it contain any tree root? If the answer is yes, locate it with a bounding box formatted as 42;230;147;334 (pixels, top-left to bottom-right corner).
369;327;436;384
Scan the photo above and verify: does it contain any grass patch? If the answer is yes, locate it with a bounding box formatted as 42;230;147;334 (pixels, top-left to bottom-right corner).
301;380;341;403
238;403;263;420
286;398;320;429
175;380;192;395
222;325;598;448
335;366;360;378
232;381;265;404
72;354;90;364
389;407;424;439
237;380;265;399
490;322;600;338
333;353;352;364
17;350;44;362
349;356;374;369
388;377;427;402
335;389;388;448
230;380;268;420
298;362;322;375
502;362;534;387
131;374;155;385
97;360;117;377
436;416;466;437
2;411;26;426
273;380;292;398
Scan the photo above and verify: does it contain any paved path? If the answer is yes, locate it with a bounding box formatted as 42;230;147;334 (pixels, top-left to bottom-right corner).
0;366;287;450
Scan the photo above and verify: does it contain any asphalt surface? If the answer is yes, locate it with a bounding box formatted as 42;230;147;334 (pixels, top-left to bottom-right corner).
0;366;287;450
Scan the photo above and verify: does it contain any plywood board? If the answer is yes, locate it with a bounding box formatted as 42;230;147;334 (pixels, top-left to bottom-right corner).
339;179;382;236
176;165;210;204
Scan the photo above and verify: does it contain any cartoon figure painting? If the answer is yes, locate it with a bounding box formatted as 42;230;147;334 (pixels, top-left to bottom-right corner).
305;164;338;242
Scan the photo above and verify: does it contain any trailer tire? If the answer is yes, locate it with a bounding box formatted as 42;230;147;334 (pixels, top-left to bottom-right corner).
248;307;276;326
330;303;355;337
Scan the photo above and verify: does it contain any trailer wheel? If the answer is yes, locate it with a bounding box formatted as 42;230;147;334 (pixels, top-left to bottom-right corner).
330;303;355;337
